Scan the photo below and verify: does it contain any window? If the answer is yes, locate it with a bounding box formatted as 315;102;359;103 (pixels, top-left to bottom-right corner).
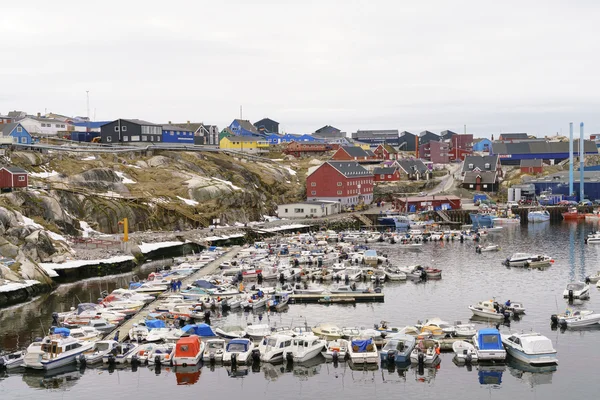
18;176;25;182
16;127;22;132
311;182;316;187
380;174;385;179
311;208;317;213
142;136;148;141
468;163;473;169
60;124;65;128
122;126;127;132
311;191;316;195
131;136;140;141
294;208;304;213
106;136;112;142
21;137;27;143
337;182;342;186
157;136;161;142
55;124;60;128
469;184;474;188
123;136;129;142
170;132;174;136
337;190;342;195
484;163;490;169
177;132;180;135
284;209;288;213
114;126;120;132
483;184;488;188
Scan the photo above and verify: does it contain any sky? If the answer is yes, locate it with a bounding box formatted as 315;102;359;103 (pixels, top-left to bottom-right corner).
1;0;600;138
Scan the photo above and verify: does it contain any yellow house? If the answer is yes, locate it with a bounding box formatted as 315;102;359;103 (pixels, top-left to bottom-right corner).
220;136;268;153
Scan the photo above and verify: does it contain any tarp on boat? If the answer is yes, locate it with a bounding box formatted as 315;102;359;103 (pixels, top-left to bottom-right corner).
193;280;217;289
351;338;373;352
76;303;98;314
477;328;503;350
182;323;216;337
145;319;166;329
52;327;70;337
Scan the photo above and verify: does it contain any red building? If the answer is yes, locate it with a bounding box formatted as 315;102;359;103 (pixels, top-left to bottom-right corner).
307;161;374;205
373;144;399;160
394;195;462;212
449;134;473;161
373;167;400;182
331;146;376;163
520;159;543;174
0;167;28;190
418;141;450;164
283;141;331;158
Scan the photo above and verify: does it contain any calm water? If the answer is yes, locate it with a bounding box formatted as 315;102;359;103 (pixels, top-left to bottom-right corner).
2;221;600;400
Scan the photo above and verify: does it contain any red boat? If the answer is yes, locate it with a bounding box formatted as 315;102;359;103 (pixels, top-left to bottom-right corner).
562;207;585;220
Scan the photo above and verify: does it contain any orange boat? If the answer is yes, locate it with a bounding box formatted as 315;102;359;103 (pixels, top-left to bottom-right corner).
562;207;585;220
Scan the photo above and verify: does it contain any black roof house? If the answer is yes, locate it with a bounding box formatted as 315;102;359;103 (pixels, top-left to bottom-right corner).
462;155;500;174
254;118;279;134
339;146;370;158
398;159;428;175
419;131;441;146
399;131;417;151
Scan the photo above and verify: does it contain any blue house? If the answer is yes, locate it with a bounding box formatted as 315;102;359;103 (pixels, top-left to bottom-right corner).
229;119;261;137
161;125;194;144
1;123;32;144
473;138;493;152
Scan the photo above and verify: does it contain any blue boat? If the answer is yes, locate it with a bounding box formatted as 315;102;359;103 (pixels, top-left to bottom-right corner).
378;216;411;232
470;213;495;228
182;323;216;337
473;328;506;362
379;333;415;363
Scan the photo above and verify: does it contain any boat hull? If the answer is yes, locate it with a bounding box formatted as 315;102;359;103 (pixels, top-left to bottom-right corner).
505;347;557;366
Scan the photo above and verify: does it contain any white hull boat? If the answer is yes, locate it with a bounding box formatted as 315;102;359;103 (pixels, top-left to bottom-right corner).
502;332;557;366
258;334;294;363
555;310;600;328
452;340;478;364
563;282;590;299
287;335;326;363
0;351;25;369
322;339;349;361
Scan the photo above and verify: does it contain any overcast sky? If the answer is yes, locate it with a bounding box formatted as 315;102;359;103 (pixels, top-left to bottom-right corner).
2;0;599;137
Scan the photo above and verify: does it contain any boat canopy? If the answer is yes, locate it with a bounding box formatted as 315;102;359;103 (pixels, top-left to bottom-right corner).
175;335;201;357
145;319;166;329
193;280;217;289
227;339;250;352
567;282;585;290
519;335;555;354
52;327;70;337
364;250;377;257
182;323;216;337
77;303;98;314
351;338;373;352
477;329;502;350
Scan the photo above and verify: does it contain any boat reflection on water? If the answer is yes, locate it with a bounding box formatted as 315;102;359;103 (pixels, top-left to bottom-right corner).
507;357;557;387
175;363;203;385
413;359;440;384
290;356;323;380
380;360;411;383
478;364;505;386
226;364;249;378
262;362;286;381
21;364;84;390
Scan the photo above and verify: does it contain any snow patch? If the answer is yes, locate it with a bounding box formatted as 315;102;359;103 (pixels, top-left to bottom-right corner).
30;170;59;178
177;196;199;206
21;216;43;229
212;177;242;191
0;279;41;293
79;221;103;238
40;256;136;272
47;231;67;242
285;167;297;176
138;241;187;254
81;156;96;161
115;171;136;184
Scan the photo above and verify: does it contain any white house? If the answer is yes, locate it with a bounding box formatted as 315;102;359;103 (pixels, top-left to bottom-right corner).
18;117;68;136
277;201;341;218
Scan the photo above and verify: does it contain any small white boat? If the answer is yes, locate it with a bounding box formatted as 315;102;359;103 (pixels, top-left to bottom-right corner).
475;244;500;253
203;338;225;362
504;301;526;315
68;326;103;342
555;310;600;328
24;332;94;370
383;268;407;281
286;334;326;363
86;319;116;333
379;334;415;363
563;282;590;299
0;350;25;369
469;300;512;320
129;324;149;342
473;329;506;362
452;340;478;364
586;271;600;283
322;339;349;361
312;323;343;340
410;340;440;365
586;232;600;244
102;342;139;364
528;210;550;223
245;324;271;341
146;343;175;365
215;326;247;340
258;334;294;363
223;338;254;365
347;337;379;364
77;340;118;364
503;253;553;268
501;332;557;366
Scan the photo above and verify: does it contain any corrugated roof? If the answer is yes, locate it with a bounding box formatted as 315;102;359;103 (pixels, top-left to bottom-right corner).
327;161;372;177
234;119;259;134
162;124;193;132
499;133;528;140
0;122;19;137
121;119;160;126
3;166;28;174
463;171;497;184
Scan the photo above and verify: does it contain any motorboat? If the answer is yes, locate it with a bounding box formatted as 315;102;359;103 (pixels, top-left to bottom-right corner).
312;323;343;340
472;328;506;362
181;323;216;338
102;342;139;364
586;232;600;244
146;328;179;343
501;332;557;366
322;339;349;362
215;326;247;340
379;333;415;363
245;324;271;341
292;284;325;295
146;343;175;365
563;282;590;299
128;324;149;342
286;334;326;363
24;330;94;370
452;340;478;364
69;326;103;342
493;215;520;225
399;265;428;280
258;334;294;363
469;300;512;320
528;210;550;223
0;350;25;369
416;318;458;337
77;340;118;364
347;337;379;364
267;293;290;311
562;207;584;220
328;284;371;294
203;338;225;362
410;339;440;365
503;253;553;268
223;338;254;365
475;244;500;253
586;270;600;283
503;301;526;315
173;335;205;366
383;267;407;281
585;211;600;221
454;323;478;337
553;309;600;328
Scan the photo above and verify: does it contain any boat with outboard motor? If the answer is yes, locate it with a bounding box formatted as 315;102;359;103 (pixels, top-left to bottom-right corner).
322;339;349;362
452;340;478;364
563;282;590;299
258;334;294;363
469;300;513;321
379;333;415;363
501;332;557;366
24;328;94;370
472;328;506;361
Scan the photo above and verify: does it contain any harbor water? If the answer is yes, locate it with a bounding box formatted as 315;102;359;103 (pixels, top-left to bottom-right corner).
2;221;600;399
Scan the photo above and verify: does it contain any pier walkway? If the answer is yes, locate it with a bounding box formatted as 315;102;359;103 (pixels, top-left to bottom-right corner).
105;246;242;342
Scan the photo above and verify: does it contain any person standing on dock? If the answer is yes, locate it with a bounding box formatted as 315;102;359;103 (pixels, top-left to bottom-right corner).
177;280;182;291
113;330;119;342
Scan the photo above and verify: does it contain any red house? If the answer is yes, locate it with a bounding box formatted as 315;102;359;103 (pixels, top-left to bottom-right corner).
373;144;399;160
520;159;543;174
331;146;376;163
0;167;28;190
307;161;374;205
373;167;400;182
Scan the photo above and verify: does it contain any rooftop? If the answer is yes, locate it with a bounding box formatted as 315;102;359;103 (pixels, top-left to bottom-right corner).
396;195;461;203
326;161;372;177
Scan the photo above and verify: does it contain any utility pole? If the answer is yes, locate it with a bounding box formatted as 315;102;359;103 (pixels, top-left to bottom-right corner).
240;105;243;120
86;90;90;133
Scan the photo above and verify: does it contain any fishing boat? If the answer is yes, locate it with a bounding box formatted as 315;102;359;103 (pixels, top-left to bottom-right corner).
468;300;512;320
322;339;349;361
562;282;590;299
172;335;204;366
452;340;478;364
528;210;550;222
203;338;225;362
501;332;558;366
378;215;411;232
0;350;25;369
379;333;415;363
562;207;585;220
258;334;294;363
470;213;495;228
503;301;526;315
286;334;326;363
472;328;506;362
223;338;254;365
347;337;379;364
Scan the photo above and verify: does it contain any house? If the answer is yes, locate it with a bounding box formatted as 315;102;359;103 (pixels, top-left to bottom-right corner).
71;121;110;133
440;130;457;141
7;111;26;121
331;146;371;162
397;159;429;180
462;171;499;192
194;124;219;145
283;141;331;157
418;131;441;145
277;201;341;218
307;161;374;205
314;125;341;136
395;195;461;212
449;134;474;161
520;159;544;174
373;167;400;182
491;140;598;165
254;118;279;134
419;141;450;164
267;133;320;145
162;125;194;144
0;123;32;144
473;138;493;153
373;144;399;160
228;119;260;137
0;114;12;124
100;119;162;144
462;155;501;176
0;167;28;190
350;130;400;146
498;133;529;142
398;131;417;152
219;135;268;153
19;116;68;136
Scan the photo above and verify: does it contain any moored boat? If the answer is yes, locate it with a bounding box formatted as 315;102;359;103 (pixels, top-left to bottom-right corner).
472;328;506;362
501;332;557;366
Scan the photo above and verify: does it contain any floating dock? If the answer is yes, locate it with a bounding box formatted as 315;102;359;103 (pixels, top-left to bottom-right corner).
289;292;384;304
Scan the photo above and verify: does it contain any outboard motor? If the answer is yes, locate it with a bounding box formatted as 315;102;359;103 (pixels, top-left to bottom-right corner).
460;235;464;243
209;352;216;364
335;275;341;283
257;273;263;284
465;353;472;365
585;277;591;284
375;276;381;286
78;354;86;365
231;352;238;368
386;350;395;364
332;350;339;363
286;351;294;364
154;363;162;375
344;274;350;284
417;352;425;367
252;349;261;363
204;311;211;326
550;314;559;325
51;312;59;326
131;354;139;366
279;272;285;283
237;271;243;282
107;354;116;365
155;355;162;365
568;290;574;302
420;270;427;281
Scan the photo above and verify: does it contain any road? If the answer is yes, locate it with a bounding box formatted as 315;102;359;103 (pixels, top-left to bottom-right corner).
428;162;463;195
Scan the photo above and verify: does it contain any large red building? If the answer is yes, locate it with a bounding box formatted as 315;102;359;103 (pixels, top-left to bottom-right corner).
307;161;374;205
331;146;377;163
450;134;473;161
419;141;450;164
283;141;331;158
0;167;28;190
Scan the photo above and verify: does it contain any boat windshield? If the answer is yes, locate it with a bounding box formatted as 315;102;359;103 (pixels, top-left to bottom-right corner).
95;343;111;351
266;338;278;347
567;283;584;290
208;342;223;350
227;343;247;352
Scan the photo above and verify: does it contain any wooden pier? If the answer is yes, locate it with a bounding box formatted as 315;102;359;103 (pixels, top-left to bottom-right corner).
289;292;384;304
105;246;242;342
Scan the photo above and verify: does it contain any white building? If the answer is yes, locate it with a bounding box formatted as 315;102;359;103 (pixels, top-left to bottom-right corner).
277;201;341;219
18;117;68;136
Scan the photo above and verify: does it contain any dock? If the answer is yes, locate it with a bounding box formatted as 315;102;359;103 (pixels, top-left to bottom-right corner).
289;292;384;304
105;246;242;342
